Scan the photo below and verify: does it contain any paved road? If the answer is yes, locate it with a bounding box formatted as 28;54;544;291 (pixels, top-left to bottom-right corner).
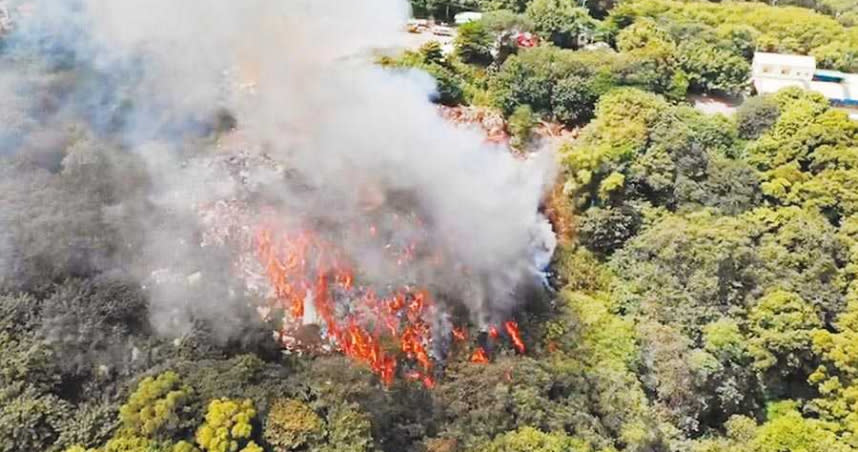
401;29;454;48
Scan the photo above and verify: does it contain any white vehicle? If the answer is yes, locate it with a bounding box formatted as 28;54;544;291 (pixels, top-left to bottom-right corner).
432;25;454;37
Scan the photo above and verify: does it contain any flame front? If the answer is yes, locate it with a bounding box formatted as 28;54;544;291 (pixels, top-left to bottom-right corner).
470;347;489;364
504;321;525;354
252;213;526;387
254;221;438;386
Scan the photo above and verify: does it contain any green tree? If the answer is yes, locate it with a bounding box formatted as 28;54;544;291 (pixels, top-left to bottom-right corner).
322;403;372;452
119;372;194;440
616;18;673;53
425;64;465;105
577;206;641;255
419;41;445;66
551;75;600;126
410;0;481;22
747;87;858;221
608;211;757;333
480;0;531;13
55;402;119;450
715;24;761;59
561;87;669;207
749;402;851;452
748;291;822;376
474;427;589;451
677;40;750;95
811;41;858;72
808;275;858;445
614;18;685;98
262;399;324;451
0;385;71;452
526;0;597;49
609;0;858;71
735;95;781;140
456;21;494;65
508;104;537;149
194;399;259;452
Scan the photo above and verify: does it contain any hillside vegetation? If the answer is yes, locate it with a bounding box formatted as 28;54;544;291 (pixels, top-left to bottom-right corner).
4;0;858;451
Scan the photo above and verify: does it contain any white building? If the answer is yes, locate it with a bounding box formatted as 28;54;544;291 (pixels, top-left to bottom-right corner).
454;11;482;25
752;52;815;81
752;52;858;107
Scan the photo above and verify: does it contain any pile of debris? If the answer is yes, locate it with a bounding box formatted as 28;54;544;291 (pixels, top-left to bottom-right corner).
437;105;508;145
438;105;580;152
533;121;579;143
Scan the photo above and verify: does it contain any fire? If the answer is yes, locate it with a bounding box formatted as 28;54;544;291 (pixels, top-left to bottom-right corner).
504;321;525;354
252;212;527;387
254;220;438;387
470;347;489;364
488;325;500;340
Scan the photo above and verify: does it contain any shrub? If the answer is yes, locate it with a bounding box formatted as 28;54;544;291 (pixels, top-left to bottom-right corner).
735;96;781;140
119;371;194;440
56;402;119;450
508;105;537;149
0;385;71;452
455;21;494;66
577;206;642;255
194;398;257;452
263;398;324;451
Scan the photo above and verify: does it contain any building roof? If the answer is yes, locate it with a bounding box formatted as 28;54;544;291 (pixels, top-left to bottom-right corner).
753;78;806;95
752;52;815;68
815;69;847;78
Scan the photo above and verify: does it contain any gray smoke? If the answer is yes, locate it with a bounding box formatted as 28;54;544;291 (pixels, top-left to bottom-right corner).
0;0;555;337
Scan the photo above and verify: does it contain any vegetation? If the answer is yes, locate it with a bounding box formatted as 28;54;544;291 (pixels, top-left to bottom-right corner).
6;0;858;451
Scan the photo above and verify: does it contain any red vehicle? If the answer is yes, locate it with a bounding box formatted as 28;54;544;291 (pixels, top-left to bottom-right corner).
516;32;538;48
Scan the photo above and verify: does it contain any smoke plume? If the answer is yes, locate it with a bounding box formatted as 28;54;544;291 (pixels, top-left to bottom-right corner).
0;0;555;338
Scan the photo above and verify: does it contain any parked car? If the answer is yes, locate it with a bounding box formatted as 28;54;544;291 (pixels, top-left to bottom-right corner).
432;25;454;37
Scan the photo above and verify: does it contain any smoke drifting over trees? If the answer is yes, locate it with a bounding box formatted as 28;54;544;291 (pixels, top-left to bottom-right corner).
0;0;554;337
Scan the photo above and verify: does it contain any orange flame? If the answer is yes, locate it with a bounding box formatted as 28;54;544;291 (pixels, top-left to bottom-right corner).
470;347;489;364
489;325;499;340
254;222;437;387
253;215;526;387
504;321;525;354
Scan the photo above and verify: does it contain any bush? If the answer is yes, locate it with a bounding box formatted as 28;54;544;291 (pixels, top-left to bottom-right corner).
419;41;445;66
56;402;119;450
194;398;258;452
526;0;597;49
474;426;588;452
424;64;465;106
455;21;494;66
577;206;642;255
39;278;151;386
678;40;750;95
736;96;781;140
263;399;324;451
323;403;373;452
508;105;537;149
551;76;599;126
119;371;194;440
0;331;60;392
0;385;71;452
0;292;43;335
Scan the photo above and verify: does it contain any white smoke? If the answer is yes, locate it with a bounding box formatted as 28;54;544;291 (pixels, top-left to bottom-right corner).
0;0;555;335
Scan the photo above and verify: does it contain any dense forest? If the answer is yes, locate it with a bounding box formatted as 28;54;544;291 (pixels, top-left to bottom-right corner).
4;0;858;451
